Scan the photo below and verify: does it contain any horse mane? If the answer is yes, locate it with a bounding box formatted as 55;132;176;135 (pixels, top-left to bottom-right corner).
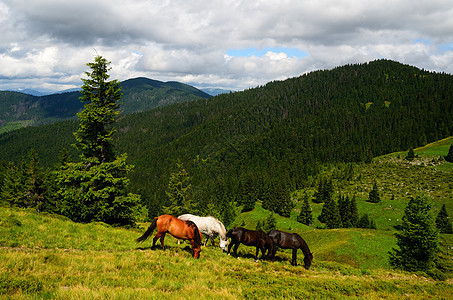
296;233;312;257
207;215;227;239
185;220;202;247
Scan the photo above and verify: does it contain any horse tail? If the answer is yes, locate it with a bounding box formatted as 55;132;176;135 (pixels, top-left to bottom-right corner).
136;217;158;243
186;220;202;247
226;228;233;238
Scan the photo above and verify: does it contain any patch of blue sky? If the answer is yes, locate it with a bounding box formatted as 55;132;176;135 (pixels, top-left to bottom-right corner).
413;38;433;45
226;47;308;59
439;43;453;52
413;39;453;53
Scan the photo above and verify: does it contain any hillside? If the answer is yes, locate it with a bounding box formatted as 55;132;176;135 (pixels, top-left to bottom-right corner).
0;77;210;134
1;206;452;299
0;60;452;222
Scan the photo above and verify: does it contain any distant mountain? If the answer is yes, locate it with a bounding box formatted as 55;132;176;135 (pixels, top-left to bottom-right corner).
201;88;234;96
0;77;210;133
5;89;48;97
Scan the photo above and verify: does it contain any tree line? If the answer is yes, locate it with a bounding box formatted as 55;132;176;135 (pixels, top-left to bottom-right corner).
1;59;452;226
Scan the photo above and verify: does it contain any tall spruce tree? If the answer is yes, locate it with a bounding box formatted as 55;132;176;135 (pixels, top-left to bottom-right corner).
389;196;439;271
54;56;142;225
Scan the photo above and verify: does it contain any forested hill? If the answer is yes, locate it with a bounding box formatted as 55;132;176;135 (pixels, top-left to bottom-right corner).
0;59;452;219
0;77;210;133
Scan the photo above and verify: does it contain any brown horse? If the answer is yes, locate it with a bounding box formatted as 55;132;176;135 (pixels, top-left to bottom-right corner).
226;227;274;261
136;214;202;258
267;229;313;269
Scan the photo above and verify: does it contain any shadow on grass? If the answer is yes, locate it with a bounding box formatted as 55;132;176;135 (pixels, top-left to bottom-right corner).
135;244;195;256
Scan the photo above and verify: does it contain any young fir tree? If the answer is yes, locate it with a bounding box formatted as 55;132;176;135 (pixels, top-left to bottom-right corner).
297;194;313;226
313;178;333;204
436;204;453;234
1;160;28;208
367;182;381;203
162;160;196;216
389;196;439;271
445;145;453;163
55;56;142;225
357;213;376;229
24;150;54;213
318;195;341;229
349;196;359;227
405;148;415;161
263;212;277;232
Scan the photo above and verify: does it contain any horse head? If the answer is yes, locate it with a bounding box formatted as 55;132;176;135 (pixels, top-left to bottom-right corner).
193;244;201;259
303;252;314;270
219;237;229;251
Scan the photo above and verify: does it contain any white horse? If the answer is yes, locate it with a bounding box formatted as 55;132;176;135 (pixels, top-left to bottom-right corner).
178;214;229;251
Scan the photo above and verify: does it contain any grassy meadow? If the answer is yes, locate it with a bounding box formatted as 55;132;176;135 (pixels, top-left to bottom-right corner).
1;138;452;299
1;206;452;299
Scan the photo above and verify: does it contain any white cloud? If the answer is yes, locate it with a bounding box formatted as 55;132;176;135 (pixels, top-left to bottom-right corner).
0;0;453;92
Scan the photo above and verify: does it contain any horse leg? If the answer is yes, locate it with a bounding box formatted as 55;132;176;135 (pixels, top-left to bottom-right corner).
227;241;233;254
292;248;298;266
203;234;208;247
233;243;240;257
210;235;215;246
152;232;163;250
159;232;167;250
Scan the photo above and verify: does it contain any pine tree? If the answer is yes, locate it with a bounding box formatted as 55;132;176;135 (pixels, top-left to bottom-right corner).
436;204;453;234
367;182;381;203
357;213;376;229
405;148;415;161
318;195;341;229
263;212;277;232
349;196;359;227
445;145;453;163
297;194;313;226
313;178;333;204
389;196;439;271
1;160;28;207
54;56;142;225
24;150;53;213
162;160;196;216
74;56;121;163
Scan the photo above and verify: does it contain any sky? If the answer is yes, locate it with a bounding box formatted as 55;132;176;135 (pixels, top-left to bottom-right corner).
1;0;453;93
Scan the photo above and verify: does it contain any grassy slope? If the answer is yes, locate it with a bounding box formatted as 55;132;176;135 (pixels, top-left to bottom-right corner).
1;138;452;298
1;207;451;299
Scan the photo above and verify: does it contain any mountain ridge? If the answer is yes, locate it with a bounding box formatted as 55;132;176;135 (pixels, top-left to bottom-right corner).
0;77;210;133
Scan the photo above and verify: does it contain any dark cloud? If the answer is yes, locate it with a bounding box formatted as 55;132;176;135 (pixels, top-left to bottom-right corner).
1;0;452;92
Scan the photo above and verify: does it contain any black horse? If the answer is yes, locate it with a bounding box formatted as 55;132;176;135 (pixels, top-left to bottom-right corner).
226;227;274;260
267;229;313;269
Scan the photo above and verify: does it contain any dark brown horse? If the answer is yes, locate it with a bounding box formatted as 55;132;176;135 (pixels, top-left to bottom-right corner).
226;227;274;261
267;229;313;269
136;214;202;258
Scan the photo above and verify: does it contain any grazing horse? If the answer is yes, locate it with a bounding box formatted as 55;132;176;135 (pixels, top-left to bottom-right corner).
267;229;313;269
136;214;202;258
178;214;229;251
226;227;274;261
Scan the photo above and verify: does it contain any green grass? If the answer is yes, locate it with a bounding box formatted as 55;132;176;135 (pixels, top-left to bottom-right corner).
0;120;34;134
1;138;452;299
2;206;452;299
